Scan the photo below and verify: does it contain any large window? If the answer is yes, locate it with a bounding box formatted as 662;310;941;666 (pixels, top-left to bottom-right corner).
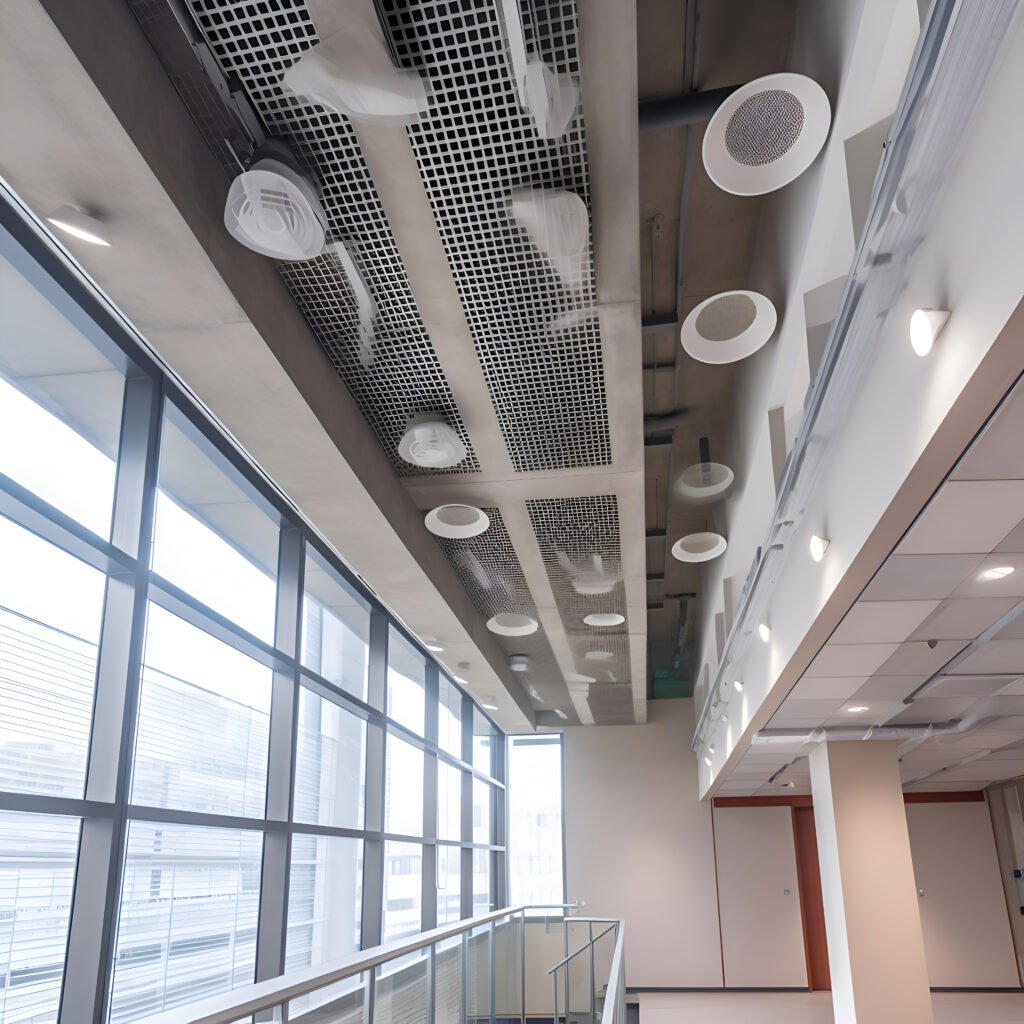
0;183;507;1024
507;736;564;908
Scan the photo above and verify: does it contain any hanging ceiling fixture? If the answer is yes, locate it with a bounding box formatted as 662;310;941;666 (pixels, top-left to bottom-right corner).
510;187;590;292
583;612;626;628
425;504;491;539
224;140;327;261
46;205;110;246
702;72;831;196
909;308;950;357
680;290;777;364
671;532;728;563
398;414;467;469
486;613;539;637
677;461;735;503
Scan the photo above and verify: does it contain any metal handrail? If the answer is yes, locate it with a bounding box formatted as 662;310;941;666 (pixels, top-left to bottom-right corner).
135;903;578;1024
546;922;618;975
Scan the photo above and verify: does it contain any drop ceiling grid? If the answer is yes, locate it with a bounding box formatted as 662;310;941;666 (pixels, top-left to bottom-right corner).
379;0;612;472
188;0;480;475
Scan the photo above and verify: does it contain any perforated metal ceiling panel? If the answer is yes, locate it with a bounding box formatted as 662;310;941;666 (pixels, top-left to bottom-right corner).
188;0;479;475
380;0;612;472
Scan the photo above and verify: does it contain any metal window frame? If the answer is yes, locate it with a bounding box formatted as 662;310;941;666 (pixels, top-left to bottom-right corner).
0;178;507;1024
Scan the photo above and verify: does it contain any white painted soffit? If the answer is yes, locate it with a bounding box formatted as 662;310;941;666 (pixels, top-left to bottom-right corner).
1;0;538;727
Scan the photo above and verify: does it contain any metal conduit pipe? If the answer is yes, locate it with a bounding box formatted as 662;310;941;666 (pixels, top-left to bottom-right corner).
752;714;1000;747
638;85;741;131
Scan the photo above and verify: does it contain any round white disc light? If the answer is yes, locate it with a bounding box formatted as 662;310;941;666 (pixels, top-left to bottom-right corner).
681;291;777;365
703;73;831;196
677;461;735;503
424;503;490;539
980;565;1015;581
486;612;538;637
583;612;625;628
671;532;727;563
909;308;950;357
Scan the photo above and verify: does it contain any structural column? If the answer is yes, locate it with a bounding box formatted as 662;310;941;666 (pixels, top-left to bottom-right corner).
809;741;932;1024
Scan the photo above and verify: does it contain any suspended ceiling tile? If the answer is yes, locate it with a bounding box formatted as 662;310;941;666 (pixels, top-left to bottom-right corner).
886;696;978;724
908;597;1020;641
949;556;1024;598
994;520;1024;552
951;384;1024;481
924;674;1019;698
877;639;965;676
830;600;941;644
826;699;904;726
805;642;900;677
787;675;870;700
895;481;1024;555
954;637;1024;675
861;554;986;601
851;674;920;699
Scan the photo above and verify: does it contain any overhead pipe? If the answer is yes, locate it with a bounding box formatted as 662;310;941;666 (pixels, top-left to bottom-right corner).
638;85;741;131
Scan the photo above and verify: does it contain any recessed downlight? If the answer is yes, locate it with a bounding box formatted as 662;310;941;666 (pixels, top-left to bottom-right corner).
910;308;950;357
425;503;490;539
758;623;771;643
681;291;777;365
47;205;111;247
583;612;625;628
486;613;538;637
980;565;1015;581
671;532;728;563
677;461;735;503
847;705;870;713
554;709;569;720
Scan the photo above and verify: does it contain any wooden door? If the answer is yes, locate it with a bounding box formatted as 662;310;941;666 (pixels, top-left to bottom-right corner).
792;806;831;991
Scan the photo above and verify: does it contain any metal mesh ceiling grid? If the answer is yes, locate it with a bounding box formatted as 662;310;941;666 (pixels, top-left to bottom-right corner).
188;0;479;475
379;0;612;472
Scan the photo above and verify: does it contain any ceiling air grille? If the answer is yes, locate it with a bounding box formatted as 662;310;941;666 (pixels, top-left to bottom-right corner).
379;0;612;472
187;0;479;475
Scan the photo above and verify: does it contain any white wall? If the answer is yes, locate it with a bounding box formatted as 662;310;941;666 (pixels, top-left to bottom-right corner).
906;802;1020;988
562;699;724;988
713;806;807;988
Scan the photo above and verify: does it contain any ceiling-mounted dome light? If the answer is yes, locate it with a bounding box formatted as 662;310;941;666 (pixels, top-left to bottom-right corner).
224;140;327;261
671;532;727;563
583;612;625;628
809;534;830;562
398;414;467;469
510;188;590;292
425;504;490;539
327;241;377;368
910;308;950;357
486;613;538;637
677;461;735;504
703;73;831;196
508;654;530;673
282;9;427;124
46;205;110;246
681;290;777;365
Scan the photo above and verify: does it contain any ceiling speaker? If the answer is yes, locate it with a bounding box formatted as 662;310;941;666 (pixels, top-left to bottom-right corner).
703;73;831;196
680;290;777;364
672;532;727;563
425;504;490;539
486;613;538;637
677;462;735;503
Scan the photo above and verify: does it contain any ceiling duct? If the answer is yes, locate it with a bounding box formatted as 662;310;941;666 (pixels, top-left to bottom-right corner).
638;85;740;131
510;188;590;293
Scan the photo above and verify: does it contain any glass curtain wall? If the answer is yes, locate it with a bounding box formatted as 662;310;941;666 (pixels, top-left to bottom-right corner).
0;184;506;1024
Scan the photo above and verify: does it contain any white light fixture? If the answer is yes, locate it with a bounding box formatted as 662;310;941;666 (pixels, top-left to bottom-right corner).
583;612;625;628
847;705;870;713
671;531;728;563
486;613;538;637
677;461;735;504
508;654;530;673
758;623;771;643
398;414;467;469
733;680;744;693
703;755;713;767
909;308;950;357
722;711;729;725
583;650;615;662
680;291;777;365
554;708;569;720
422;636;444;653
980;565;1015;581
425;503;490;539
809;534;830;562
482;702;498;711
47;205;111;247
708;745;715;755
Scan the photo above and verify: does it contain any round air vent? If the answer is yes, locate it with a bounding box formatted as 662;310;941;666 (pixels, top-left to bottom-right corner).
703;73;830;196
425;504;490;539
486;613;538;637
681;291;777;364
398;415;467;469
672;532;728;563
677;462;735;503
583;612;625;628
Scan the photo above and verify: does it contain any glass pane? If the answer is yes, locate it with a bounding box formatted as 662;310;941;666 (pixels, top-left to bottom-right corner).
131;604;271;817
385;734;423;837
465;924;491;1024
494;915;523;1022
382;841;422;942
302;548;370;701
286;833;362;973
508;736;564;907
472;780;491;846
294;686;366;829
0;811;79;1024
289;973;367;1024
472;710;493;777
0;233;123;539
153;406;279;643
434;936;462;1024
436;845;462;925
437;761;463;842
110;821;262;1023
374;954;429;1024
437;677;462;758
387;628;425;733
472;850;491;917
0;516;104;797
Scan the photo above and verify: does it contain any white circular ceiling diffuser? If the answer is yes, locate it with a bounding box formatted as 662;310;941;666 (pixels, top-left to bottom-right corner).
486;613;538;637
424;504;490;539
583;612;625;628
398;415;467;469
681;290;777;365
677;462;735;503
703;73;831;196
584;650;615;663
672;532;728;563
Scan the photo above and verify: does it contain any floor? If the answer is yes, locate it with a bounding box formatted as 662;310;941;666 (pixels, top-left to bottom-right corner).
634;990;1024;1023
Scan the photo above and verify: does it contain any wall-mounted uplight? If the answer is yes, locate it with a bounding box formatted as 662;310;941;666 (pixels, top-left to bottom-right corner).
809;534;830;562
909;308;950;357
554;709;568;720
703;755;713;767
758;622;771;643
733;679;744;693
980;565;1015;581
482;703;498;711
847;705;870;713
47;205;111;246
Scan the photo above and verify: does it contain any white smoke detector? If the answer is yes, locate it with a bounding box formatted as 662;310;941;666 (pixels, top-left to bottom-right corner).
398;414;467;469
681;290;777;364
703;73;831;196
671;532;728;563
508;654;530;673
425;504;490;539
487;613;539;637
677;462;735;503
224;141;327;261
